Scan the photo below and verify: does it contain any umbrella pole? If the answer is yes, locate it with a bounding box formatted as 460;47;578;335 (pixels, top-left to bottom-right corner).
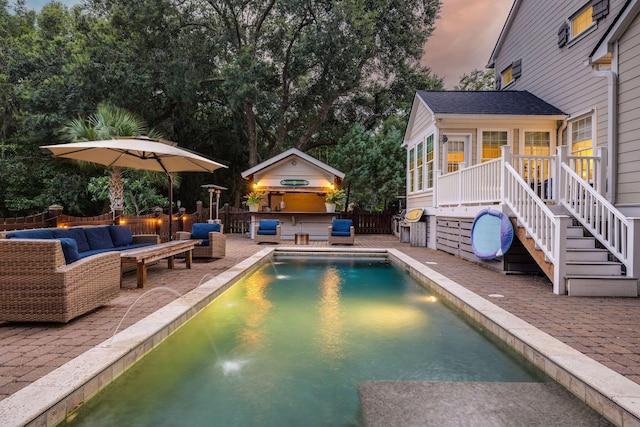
168;173;173;241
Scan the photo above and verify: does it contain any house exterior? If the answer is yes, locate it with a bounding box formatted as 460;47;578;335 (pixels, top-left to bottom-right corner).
403;0;640;297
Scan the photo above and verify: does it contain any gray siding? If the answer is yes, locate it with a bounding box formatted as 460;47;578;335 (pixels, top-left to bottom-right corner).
493;1;626;149
617;10;640;205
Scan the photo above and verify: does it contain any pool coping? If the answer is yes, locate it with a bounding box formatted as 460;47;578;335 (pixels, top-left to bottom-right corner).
0;247;638;426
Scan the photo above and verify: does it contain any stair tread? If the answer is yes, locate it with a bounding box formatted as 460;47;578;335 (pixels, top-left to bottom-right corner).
566;260;620;264
565;275;635;280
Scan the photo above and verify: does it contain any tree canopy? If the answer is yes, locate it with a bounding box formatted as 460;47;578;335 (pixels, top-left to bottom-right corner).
0;0;443;217
454;68;494;91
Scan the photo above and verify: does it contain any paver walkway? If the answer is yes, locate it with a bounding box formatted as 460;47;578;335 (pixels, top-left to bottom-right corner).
1;234;639;405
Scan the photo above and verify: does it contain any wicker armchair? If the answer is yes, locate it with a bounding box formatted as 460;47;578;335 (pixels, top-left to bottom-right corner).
0;239;121;323
175;223;226;258
328;219;355;245
254;220;281;244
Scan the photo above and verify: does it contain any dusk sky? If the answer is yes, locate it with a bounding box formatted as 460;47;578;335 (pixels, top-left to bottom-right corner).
423;0;514;88
22;0;515;89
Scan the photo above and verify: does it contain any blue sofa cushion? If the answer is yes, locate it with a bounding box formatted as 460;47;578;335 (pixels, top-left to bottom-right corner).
67;228;91;252
109;225;134;247
77;242;155;259
257;220;278;235
85;226;115;250
56;238;80;264
6;229;56;239
53;228;92;253
191;223;220;240
331;219;353;236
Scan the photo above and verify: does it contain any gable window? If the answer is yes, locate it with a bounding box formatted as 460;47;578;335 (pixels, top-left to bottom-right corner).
426;135;434;189
501;67;513;87
500;60;521;89
571;5;594;39
559;1;608;47
481;131;508;162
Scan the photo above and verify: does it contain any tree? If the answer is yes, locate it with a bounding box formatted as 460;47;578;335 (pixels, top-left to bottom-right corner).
88;0;442;167
58;104;168;214
329;118;405;211
454;68;495;91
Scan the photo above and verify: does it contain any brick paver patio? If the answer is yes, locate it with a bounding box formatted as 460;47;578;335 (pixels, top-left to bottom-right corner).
1;234;639;405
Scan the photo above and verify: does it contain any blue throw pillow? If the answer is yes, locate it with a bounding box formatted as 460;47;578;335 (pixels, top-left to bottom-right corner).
67;228;91;252
109;225;134;247
56;238;80;264
191;223;221;239
84;226;115;250
5;229;56;239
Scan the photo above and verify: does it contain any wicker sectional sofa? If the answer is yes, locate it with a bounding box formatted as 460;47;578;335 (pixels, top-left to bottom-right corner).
0;225;159;323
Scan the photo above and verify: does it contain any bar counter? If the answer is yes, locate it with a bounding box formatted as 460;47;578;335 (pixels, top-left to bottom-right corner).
250;211;337;240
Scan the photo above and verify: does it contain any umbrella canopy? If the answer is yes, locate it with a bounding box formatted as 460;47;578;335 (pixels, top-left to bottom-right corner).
40;137;226;174
41;137;228;239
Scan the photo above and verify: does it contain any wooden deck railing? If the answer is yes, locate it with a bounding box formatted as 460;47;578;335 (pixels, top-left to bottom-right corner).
0;204;394;237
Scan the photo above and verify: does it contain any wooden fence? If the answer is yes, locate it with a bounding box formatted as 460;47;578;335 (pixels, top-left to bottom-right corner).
338;210;394;234
1;204;393;239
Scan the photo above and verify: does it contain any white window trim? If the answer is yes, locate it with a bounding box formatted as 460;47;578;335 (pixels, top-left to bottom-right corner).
568;111;596;153
500;66;515;89
519;129;556;156
441;133;471;174
567;4;597;46
477;129;511;163
424;134;435;190
407;147;415;194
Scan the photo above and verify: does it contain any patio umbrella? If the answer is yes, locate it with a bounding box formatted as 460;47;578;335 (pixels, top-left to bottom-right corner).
41;137;228;239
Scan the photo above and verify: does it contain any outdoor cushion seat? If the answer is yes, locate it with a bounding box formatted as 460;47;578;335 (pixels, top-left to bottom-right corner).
328;219;355;245
175;222;226;259
254;220;281;243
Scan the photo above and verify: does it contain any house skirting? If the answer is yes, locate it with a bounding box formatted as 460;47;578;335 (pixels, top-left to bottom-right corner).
435;216;541;275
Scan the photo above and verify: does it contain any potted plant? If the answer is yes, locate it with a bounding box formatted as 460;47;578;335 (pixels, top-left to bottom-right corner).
245;190;266;212
324;188;346;213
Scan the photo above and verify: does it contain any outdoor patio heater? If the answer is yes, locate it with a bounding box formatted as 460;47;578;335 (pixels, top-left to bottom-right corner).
201;184;227;224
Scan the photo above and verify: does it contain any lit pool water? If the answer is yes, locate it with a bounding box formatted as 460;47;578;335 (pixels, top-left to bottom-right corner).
67;257;543;426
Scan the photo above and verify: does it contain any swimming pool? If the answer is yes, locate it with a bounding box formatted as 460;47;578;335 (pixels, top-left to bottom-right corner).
65;254;544;426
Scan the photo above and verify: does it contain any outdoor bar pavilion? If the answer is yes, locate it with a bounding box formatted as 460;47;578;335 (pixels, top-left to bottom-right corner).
241;148;345;241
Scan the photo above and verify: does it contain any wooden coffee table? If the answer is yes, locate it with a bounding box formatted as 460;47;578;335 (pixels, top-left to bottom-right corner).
120;240;201;288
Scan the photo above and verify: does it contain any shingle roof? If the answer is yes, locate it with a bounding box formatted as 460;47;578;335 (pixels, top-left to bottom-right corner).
416;90;566;116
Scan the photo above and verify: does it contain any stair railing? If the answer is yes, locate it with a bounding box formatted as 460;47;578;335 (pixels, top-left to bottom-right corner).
502;146;568;294
559;162;631;272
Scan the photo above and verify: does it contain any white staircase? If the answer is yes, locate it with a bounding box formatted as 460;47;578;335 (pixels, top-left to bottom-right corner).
563;224;638;297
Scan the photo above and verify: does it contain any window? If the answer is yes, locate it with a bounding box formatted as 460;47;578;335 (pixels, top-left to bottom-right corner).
500;60;521;88
559;1;608;48
446;140;465;173
571;5;594;39
426;135;434;189
408;147;415;193
481;131;508;162
416;141;424;191
501;67;513;87
571;115;594;181
524;131;550;156
571;116;593;157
